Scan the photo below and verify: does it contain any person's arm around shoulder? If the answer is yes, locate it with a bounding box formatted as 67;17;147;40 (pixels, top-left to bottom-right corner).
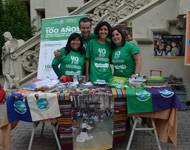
54;48;65;57
54;50;61;57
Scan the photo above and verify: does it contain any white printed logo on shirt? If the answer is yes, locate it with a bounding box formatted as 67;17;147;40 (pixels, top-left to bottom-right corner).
71;56;79;64
95;63;109;68
98;48;106;57
114;51;120;59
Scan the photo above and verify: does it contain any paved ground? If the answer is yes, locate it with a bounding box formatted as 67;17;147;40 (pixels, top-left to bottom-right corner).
1;109;190;150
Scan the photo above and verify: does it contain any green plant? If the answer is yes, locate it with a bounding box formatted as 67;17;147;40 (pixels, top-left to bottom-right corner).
0;0;32;43
0;0;32;74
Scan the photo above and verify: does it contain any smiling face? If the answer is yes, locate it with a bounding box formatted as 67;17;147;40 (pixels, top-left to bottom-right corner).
166;45;171;51
79;22;91;39
98;25;109;40
112;30;122;46
70;37;81;50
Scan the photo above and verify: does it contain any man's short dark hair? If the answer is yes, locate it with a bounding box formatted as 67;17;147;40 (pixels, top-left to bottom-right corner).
79;17;92;27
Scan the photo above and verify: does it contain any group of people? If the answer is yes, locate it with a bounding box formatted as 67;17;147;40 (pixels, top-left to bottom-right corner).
154;38;180;57
51;17;142;83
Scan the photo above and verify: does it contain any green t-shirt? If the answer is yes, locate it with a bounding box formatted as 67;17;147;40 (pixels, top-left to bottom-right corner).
82;33;97;50
111;42;140;78
86;39;112;82
52;48;85;78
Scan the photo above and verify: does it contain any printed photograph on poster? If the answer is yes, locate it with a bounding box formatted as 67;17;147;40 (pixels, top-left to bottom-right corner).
153;34;184;57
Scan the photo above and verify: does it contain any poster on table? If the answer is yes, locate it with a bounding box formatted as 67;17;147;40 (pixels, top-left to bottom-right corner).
185;11;190;65
153;34;184;57
37;15;84;79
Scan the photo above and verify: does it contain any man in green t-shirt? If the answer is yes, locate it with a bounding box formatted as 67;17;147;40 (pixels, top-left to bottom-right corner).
78;17;95;49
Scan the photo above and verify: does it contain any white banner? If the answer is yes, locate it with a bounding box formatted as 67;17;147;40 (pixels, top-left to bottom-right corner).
37;15;84;79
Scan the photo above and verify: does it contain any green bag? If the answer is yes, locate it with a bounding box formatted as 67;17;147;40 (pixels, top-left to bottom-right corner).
126;88;153;114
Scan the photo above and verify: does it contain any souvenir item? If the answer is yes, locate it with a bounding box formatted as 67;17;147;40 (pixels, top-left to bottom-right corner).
7;92;32;122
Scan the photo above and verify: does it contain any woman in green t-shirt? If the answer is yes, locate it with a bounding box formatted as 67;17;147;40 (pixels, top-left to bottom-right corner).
86;21;112;83
51;33;86;80
111;26;142;78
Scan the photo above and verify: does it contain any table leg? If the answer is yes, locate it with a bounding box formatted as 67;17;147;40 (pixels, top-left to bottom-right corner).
126;117;162;150
52;123;61;150
28;122;38;150
40;122;45;136
126;117;138;150
151;119;162;150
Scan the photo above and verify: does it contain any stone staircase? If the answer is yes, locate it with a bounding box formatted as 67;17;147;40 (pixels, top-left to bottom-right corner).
131;0;180;44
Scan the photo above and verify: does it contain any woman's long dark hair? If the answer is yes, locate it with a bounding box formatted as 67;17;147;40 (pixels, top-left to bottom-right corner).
111;26;126;48
94;21;112;38
65;33;85;55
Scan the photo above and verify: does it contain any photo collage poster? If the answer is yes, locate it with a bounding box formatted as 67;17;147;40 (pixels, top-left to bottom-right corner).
153;34;184;57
